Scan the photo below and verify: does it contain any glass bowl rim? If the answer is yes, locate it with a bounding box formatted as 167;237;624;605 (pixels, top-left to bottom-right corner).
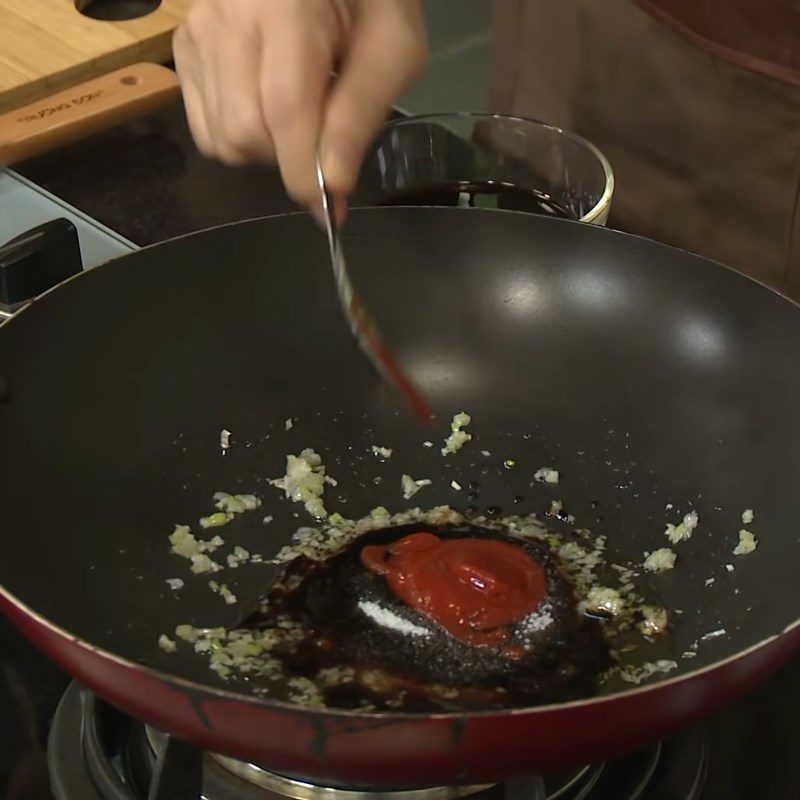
380;111;615;224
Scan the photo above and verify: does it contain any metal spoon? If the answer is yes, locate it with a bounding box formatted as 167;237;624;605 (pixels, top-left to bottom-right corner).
314;154;432;423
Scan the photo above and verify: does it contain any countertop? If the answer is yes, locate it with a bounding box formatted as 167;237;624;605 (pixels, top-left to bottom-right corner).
16;101;299;247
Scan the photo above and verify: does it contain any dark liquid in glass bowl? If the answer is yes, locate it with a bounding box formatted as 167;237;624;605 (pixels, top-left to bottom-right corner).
380;180;578;219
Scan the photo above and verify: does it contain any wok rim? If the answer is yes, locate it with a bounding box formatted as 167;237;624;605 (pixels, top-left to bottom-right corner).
2;206;799;331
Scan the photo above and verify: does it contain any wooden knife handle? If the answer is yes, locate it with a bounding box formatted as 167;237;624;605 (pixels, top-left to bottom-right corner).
0;63;181;166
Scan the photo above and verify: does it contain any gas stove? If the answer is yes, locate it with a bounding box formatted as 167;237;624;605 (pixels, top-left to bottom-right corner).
2;104;800;799
49;682;709;800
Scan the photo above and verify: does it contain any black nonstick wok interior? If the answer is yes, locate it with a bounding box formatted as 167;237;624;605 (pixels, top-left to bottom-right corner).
0;207;799;702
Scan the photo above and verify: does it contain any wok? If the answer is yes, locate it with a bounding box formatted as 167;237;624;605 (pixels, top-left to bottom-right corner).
1;207;799;788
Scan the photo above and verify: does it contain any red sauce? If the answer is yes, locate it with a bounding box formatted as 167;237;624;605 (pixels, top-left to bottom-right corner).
361;532;546;650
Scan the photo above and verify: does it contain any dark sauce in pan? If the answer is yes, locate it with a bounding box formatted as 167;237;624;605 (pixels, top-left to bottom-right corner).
245;524;613;712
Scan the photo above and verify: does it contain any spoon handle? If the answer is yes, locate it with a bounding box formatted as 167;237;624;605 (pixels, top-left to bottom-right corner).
314;156;432;423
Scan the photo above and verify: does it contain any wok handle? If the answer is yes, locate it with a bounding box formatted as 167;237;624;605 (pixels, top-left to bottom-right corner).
0;218;83;313
0;63;181;166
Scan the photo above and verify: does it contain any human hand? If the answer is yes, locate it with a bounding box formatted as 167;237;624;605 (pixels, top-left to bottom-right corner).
173;0;428;216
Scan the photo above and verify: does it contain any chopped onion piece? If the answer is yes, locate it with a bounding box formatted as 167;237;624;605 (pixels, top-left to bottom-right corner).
665;510;698;544
643;548;677;573
169;525;199;558
584;586;624;616
270;449;330;519
619;659;677;685
190;553;221;574
638;605;668;636
175;624;199;642
441;412;472;455
169;526;223;560
213;492;261;514
199;512;232;529
158;634;177;653
401;474;431;500
209;580;238;605
733;529;757;556
226;546;251;568
534;467;559;484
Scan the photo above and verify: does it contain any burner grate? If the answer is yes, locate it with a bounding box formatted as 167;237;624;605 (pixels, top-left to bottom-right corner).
47;682;707;800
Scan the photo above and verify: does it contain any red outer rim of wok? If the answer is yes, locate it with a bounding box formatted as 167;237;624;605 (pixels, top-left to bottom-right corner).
3;585;798;787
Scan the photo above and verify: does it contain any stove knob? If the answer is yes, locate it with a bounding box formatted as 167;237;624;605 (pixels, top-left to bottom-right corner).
0;218;83;310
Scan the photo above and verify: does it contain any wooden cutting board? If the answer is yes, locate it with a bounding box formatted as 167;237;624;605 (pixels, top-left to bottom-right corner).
0;0;189;113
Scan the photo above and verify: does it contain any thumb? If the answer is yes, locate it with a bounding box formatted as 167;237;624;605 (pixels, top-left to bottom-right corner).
320;3;428;204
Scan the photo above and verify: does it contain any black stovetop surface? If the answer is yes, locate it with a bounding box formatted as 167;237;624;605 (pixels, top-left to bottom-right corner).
3;101;800;798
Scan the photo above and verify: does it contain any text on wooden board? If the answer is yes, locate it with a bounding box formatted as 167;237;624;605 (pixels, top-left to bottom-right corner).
17;90;106;123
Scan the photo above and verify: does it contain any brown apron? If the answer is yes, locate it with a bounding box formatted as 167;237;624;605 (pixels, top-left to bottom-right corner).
490;0;800;298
